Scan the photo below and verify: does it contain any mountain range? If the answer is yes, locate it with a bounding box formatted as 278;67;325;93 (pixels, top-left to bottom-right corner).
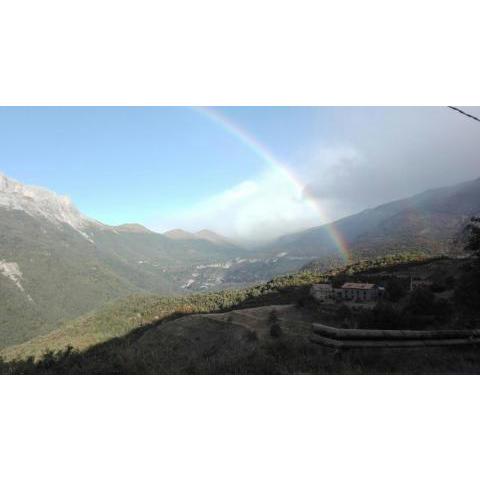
0;172;245;346
1;172;479;348
164;228;235;246
270;177;480;263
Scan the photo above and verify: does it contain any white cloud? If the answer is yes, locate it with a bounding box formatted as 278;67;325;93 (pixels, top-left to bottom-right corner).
148;168;322;244
150;107;480;243
297;107;480;220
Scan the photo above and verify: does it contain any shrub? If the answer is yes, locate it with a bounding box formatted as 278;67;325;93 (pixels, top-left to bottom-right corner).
430;282;446;293
445;276;456;290
454;267;480;311
404;287;435;315
270;323;283;338
385;278;407;302
268;309;279;325
336;305;351;322
331;275;348;289
245;330;258;342
433;298;453;321
356;303;401;329
464;216;480;256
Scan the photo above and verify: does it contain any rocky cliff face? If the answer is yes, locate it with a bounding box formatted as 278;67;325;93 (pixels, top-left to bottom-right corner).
0;172;100;236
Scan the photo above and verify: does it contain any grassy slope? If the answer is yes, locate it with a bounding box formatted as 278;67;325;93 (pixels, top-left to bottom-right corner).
0;271;326;361
0;211;142;347
4;253;480;374
4;176;479;350
1;253;433;360
0;211;248;348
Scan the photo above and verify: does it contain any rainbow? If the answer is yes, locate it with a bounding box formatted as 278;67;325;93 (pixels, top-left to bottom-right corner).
191;106;350;263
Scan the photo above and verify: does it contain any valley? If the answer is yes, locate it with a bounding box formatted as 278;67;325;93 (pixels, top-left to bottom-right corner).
1;171;480;363
3;253;480;374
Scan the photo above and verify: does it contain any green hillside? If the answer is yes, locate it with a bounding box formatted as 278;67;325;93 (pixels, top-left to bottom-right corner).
2;173;480;351
3;252;480;374
0;208;247;348
0;210;141;347
0;252;432;362
270;177;480;260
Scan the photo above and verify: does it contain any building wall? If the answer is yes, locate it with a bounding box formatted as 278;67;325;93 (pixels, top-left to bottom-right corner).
310;285;334;301
341;288;378;302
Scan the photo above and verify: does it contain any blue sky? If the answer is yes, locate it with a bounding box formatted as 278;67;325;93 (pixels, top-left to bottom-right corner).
1;107;480;241
0;107;322;225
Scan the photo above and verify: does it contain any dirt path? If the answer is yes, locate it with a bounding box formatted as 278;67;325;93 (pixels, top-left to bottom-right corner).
196;304;312;339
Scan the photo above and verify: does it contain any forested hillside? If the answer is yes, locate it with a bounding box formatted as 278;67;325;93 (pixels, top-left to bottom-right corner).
2;172;480;350
3;251;480;374
0;252;434;363
269;177;480;261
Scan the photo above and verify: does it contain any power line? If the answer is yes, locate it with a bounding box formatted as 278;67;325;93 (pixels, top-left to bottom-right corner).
447;106;480;123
